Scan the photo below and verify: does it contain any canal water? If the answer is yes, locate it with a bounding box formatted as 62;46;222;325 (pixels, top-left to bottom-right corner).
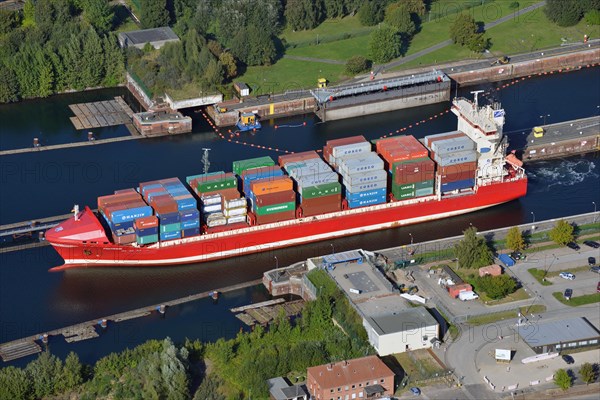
0;67;599;367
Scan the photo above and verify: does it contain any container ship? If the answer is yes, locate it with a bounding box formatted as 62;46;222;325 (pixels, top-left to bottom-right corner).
46;96;527;271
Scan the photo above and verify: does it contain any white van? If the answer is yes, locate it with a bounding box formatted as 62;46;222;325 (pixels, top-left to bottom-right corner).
458;290;479;301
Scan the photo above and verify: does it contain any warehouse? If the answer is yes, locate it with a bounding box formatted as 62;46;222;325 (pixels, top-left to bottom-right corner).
517;317;600;354
363;307;439;356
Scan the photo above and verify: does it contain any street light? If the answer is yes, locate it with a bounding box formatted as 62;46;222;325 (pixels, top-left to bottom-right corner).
274;256;278;269
330;243;335;255
409;233;413;246
539;114;550;126
593;201;597;213
530;211;535;224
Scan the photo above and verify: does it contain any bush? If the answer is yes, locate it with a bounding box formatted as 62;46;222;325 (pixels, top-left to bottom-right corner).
549;220;574;245
476;274;518;300
358;1;383;26
545;0;584;27
345;56;371;74
584;10;600;25
509;2;520;9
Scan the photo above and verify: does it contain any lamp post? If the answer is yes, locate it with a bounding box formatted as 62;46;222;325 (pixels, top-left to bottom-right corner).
531;211;536;230
593;201;597;213
274;256;278;269
330;243;335;255
539;114;550;127
409;233;413;246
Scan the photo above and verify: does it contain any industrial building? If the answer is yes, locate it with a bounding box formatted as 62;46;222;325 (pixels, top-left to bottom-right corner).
363;307;440;356
306;355;394;400
118;27;180;50
517;317;600;354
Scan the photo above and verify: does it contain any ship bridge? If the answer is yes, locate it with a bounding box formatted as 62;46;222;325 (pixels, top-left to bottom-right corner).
310;70;449;105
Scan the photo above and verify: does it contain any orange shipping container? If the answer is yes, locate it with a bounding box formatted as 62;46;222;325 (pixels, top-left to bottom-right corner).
375;137;405;153
397;135;429;158
251;176;293;194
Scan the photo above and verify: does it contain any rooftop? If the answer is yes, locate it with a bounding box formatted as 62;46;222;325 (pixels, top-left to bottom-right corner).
267;377;308;400
119;27;179;46
518;317;600;347
307;355;393;389
367;307;438;336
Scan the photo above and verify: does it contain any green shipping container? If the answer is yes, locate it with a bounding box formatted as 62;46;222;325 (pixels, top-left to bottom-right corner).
392;186;415;200
160;223;181;233
255;201;296;216
301;182;342;199
233;156;275;176
136;234;158;245
415;180;435;190
196;176;238;193
393;182;416;191
186;171;225;185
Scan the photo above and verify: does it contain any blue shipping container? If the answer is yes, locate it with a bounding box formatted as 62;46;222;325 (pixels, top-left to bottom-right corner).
441;178;475;193
135;226;159;236
142;184;163;195
180;209;200;221
348;195;386;209
176;197;197;211
109;220;135;230
498;254;515;267
158;212;181;225
111;206;153;224
345;187;387;202
160;230;181;241
146;190;168;201
181;219;200;229
182;227;200;237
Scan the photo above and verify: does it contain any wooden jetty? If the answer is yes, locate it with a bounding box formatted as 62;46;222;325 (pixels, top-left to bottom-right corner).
230;298;286;313
68;97;134;131
0;278;262;363
0;135;142;156
234;299;305;327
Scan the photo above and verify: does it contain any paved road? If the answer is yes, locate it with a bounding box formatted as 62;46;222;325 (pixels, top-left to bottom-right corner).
376;1;547;73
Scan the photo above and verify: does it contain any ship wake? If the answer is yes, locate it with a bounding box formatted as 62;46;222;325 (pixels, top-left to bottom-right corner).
528;159;598;190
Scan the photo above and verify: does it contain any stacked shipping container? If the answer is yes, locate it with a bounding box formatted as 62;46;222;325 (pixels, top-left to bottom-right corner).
98;189;153;245
424;132;477;193
279;152;342;217
139;177;199;240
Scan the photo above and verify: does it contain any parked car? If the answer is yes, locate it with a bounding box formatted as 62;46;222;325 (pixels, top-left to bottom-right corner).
583;240;600;249
559;272;576;280
510;251;524;261
563;288;573;300
561;354;575;364
410;387;421;396
592;266;600;274
589;257;597;266
566;242;580;251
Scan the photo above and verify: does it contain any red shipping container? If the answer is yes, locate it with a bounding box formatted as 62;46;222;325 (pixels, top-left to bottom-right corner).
138;179;163;193
112;232;136;245
325;135;367;149
394;159;436;184
150;194;175;204
397;135;429;158
105;201;147;219
98;192;141;209
300;194;342;209
448;283;473;298
375;137;404;153
438;162;477;176
439;171;476;185
152;203;178;214
255;210;296;225
114;188;138;195
254;190;296;207
278;151;320;166
135;216;159;229
301;202;342;217
382;147;412;164
159;177;182;185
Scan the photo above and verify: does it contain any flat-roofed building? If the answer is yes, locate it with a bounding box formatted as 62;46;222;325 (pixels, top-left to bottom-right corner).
363;307;439;356
307;355;394;400
118;27;180;50
517;317;600;354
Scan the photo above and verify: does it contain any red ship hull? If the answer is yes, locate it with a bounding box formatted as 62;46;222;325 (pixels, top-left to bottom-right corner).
46;178;527;271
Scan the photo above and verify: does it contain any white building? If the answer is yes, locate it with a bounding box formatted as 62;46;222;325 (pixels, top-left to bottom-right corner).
363;307;439;356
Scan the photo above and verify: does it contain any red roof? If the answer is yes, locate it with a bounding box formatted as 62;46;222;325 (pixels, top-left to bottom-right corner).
307;355;393;390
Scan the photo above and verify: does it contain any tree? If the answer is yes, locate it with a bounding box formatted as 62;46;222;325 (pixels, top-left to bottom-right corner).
219;51;237;79
584;9;600;25
0;9;21;35
358;1;383;26
0;66;19;103
0;366;32;400
454;226;493;269
141;0;170;29
82;0;114;34
384;4;415;36
245;25;277;66
22;0;35;27
324;0;345;18
58;352;84;392
549;220;574;245
450;13;479;46
345;55;370;74
102;35;125;86
477;274;517;299
25;351;63;398
81;28;106;88
506;226;525;251
369;25;401;63
545;0;584;27
193;375;225;400
284;0;323;30
554;368;573;390
579;362;597;384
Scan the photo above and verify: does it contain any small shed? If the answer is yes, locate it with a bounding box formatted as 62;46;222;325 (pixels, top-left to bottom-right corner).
448;283;472;298
234;82;250;97
479;264;502;277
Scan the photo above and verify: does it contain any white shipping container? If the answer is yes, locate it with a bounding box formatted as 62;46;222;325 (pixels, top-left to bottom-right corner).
201;194;222;206
207;218;226;227
345;179;387;193
434;150;477;167
206;211;225;220
226;197;246;209
296;172;339;188
339;156;384;175
227;215;247;224
224;206;247;217
424;131;465;148
331;142;372;158
202;203;222;213
431;137;475;154
341;169;387;186
289;161;333;180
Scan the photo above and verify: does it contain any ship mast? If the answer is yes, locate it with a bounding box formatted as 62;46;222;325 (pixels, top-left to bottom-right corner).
202;148;211;174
